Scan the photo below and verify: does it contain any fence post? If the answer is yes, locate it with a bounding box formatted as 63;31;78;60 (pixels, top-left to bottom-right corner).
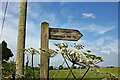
40;22;49;80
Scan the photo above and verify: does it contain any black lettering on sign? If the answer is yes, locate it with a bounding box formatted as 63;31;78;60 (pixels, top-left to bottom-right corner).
49;28;83;41
66;31;72;33
51;35;65;38
67;36;71;38
51;30;59;33
73;36;76;38
62;31;66;33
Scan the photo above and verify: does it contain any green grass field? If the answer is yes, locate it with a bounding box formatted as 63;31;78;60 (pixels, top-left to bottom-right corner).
48;67;119;79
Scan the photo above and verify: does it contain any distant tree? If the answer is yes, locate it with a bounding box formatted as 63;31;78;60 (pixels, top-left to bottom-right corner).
1;41;13;62
107;66;114;68
73;66;77;69
59;65;64;70
78;66;86;69
64;67;68;70
49;66;54;70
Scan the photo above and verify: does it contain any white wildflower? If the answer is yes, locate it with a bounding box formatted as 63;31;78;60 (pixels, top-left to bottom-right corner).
61;47;66;51
75;52;80;57
79;58;82;62
67;50;72;55
60;42;68;48
79;54;83;58
70;50;76;55
60;47;67;54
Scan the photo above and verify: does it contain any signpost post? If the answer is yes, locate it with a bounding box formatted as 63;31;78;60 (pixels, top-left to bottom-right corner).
40;22;49;80
40;22;83;80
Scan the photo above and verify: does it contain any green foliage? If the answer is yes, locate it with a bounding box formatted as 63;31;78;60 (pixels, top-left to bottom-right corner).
2;61;16;77
24;66;33;78
1;41;13;61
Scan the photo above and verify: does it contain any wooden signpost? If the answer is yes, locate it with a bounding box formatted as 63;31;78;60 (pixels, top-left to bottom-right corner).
49;28;83;41
40;22;49;79
40;22;83;80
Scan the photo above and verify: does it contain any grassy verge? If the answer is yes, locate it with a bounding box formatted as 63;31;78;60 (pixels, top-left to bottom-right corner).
49;67;119;79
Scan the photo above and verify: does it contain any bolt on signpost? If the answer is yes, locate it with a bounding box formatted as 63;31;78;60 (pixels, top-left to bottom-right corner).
40;21;83;79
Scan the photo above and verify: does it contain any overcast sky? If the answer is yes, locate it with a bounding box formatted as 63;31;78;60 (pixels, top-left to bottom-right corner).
0;2;119;67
